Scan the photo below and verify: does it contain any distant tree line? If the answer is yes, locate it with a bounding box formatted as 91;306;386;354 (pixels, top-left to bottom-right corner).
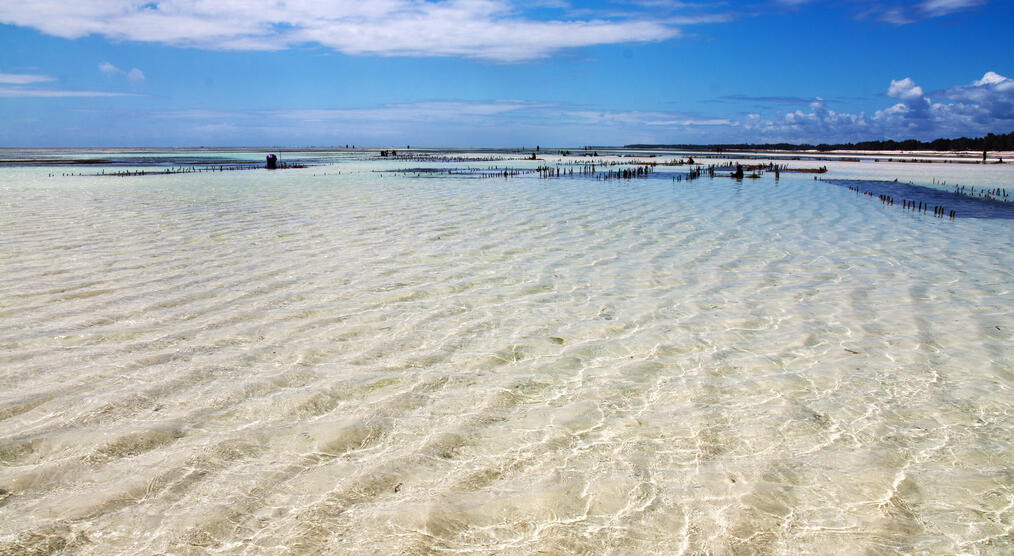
626;130;1014;152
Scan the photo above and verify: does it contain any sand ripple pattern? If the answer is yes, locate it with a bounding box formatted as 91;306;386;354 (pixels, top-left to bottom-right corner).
1;164;1013;554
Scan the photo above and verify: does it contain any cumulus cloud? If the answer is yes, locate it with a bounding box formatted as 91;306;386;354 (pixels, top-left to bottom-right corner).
934;71;1014;129
99;61;120;74
886;77;925;101
943;71;1014;102
127;68;145;82
0;0;690;61
737;71;1014;143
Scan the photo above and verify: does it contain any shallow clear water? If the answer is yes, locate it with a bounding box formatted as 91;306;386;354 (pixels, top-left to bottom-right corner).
1;152;1012;554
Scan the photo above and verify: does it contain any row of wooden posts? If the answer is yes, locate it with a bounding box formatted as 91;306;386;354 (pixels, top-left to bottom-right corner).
952;185;1009;203
846;184;955;220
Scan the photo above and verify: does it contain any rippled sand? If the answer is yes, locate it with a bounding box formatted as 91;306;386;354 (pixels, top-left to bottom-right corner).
1;154;1012;554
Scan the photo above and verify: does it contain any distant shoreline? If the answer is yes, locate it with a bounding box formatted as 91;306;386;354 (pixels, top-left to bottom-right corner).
621;146;1013;158
623;130;1014;155
1;146;1011;167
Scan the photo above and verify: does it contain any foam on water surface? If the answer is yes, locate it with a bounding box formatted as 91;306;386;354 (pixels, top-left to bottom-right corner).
0;151;1012;554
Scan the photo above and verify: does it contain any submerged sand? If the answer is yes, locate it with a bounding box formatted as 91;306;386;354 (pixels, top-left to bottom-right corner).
1;151;1012;553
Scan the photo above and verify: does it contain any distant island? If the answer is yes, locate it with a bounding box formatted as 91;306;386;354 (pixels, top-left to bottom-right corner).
626;130;1014;153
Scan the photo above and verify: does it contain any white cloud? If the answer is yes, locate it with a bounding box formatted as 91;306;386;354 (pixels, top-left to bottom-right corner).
0;73;56;84
0;67;141;98
860;0;989;25
887;77;925;101
0;1;689;61
99;62;145;83
269;100;548;123
151;101;739;146
942;71;1013;104
0;87;138;97
151;101;558;130
15;71;1007;145
145;73;1012;144
558;108;735;129
393;73;1005;143
876;7;915;24
153;109;238;120
973;71;1010;87
884;76;932;129
645;119;734;126
918;0;987;17
738;71;1014;143
935;71;1014;129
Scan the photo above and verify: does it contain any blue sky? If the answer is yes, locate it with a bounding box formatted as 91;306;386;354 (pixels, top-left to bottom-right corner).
1;0;1012;147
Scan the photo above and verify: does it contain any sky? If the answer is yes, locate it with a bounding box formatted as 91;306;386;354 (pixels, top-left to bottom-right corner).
1;0;1012;147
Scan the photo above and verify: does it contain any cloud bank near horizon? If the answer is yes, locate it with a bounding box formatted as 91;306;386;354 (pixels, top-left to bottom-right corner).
1;69;1010;145
100;71;1010;146
738;71;1014;143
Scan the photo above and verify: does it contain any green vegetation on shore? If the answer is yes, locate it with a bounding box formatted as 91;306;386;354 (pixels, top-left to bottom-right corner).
626;131;1014;153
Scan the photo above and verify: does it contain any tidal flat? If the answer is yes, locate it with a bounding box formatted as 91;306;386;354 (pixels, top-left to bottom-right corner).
1;148;1012;554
